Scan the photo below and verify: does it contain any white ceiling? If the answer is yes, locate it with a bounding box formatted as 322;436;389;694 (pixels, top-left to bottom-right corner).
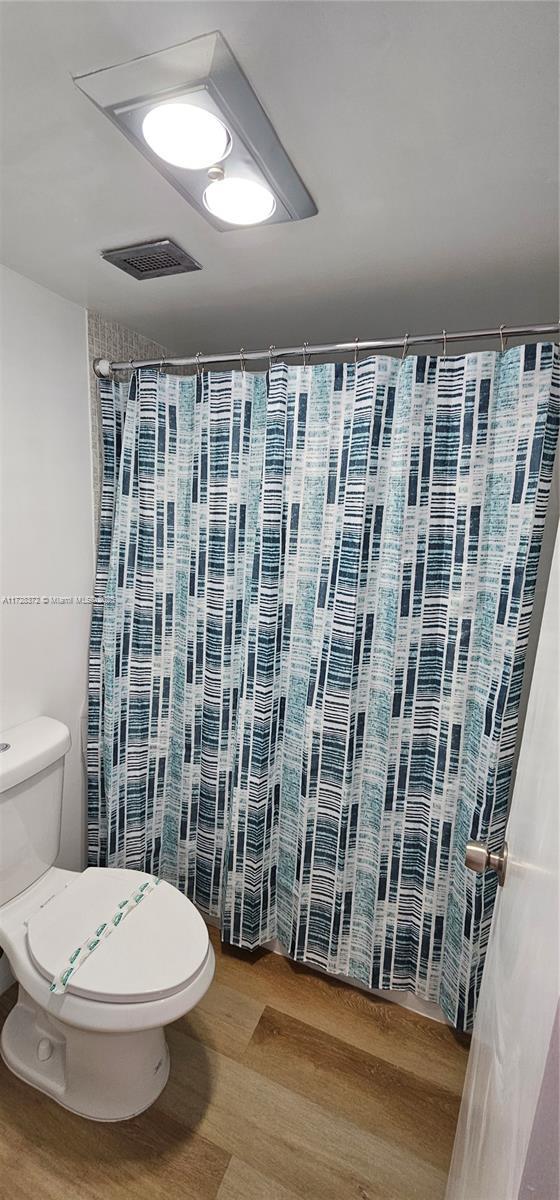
0;1;558;355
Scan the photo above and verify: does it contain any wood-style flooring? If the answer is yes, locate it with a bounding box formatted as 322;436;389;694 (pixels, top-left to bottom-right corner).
0;925;469;1200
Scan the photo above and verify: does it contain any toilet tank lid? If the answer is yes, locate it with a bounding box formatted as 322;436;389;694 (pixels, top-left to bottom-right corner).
0;716;71;793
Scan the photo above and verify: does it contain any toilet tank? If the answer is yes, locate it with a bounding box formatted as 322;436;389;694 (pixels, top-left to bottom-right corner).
0;717;71;905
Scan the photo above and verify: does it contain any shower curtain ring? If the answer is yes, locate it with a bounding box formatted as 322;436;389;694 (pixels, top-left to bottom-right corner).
401;333;409;361
302;341;310;369
499;324;508;354
442;329;447;357
158;358;165;376
268;345;276;371
239;347;246;373
354;337;360;366
195;352;203;379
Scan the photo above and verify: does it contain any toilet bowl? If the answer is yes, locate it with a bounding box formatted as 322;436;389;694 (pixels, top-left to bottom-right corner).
0;717;215;1120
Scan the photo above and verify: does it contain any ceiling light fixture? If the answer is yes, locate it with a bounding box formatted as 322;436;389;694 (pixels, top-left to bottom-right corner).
74;32;317;232
204;174;276;226
142;102;231;170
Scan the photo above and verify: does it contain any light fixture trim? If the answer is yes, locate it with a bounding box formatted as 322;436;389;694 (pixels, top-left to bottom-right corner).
203;176;276;226
141;101;232;170
73;31;317;232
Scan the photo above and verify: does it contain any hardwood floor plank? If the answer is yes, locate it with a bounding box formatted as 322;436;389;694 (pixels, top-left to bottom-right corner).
243;1005;460;1173
208;927;469;1095
0;1052;229;1200
176;978;265;1059
0;926;466;1200
217;1158;300;1200
158;1023;448;1200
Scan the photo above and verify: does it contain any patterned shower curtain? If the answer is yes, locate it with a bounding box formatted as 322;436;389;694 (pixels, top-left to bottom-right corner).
88;344;558;1028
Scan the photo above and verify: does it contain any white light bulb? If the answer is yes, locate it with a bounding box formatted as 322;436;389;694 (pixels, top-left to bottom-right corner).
203;177;276;225
142;103;230;170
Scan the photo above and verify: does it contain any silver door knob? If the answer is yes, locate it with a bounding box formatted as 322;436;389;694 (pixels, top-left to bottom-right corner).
465;840;508;886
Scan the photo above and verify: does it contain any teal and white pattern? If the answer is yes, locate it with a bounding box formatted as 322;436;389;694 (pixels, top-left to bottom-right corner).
88;345;559;1028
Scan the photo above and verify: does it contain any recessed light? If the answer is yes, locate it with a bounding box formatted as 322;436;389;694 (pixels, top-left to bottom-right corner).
142;102;231;170
203;177;276;226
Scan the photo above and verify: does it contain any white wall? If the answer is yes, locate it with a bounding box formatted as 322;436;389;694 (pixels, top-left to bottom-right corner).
0;265;93;870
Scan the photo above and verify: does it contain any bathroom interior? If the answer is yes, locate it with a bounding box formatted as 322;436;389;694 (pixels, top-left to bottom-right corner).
0;2;558;1198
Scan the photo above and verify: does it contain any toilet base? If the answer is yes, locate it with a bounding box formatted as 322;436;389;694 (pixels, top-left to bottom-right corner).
1;987;170;1121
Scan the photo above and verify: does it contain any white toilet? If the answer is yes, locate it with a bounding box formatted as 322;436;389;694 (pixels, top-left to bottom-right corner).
0;715;215;1121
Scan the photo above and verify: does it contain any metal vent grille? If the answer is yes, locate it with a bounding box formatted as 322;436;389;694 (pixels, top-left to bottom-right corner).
101;239;201;280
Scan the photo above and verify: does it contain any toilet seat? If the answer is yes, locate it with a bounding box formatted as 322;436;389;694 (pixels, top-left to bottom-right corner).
2;864;215;1115
26;867;209;1004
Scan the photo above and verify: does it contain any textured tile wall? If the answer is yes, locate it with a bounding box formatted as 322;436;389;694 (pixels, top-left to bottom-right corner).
87;311;167;538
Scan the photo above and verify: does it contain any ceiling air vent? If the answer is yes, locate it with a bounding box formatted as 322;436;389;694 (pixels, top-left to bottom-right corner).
101;239;201;280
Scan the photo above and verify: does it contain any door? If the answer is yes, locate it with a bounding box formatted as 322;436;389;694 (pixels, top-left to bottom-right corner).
446;528;559;1200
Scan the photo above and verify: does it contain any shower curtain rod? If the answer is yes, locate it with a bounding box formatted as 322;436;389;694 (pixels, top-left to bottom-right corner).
93;322;560;377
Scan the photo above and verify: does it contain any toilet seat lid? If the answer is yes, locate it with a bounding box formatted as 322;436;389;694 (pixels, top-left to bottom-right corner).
26;867;210;1004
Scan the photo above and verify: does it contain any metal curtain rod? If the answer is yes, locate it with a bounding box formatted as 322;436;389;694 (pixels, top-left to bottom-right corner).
93;322;560;377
